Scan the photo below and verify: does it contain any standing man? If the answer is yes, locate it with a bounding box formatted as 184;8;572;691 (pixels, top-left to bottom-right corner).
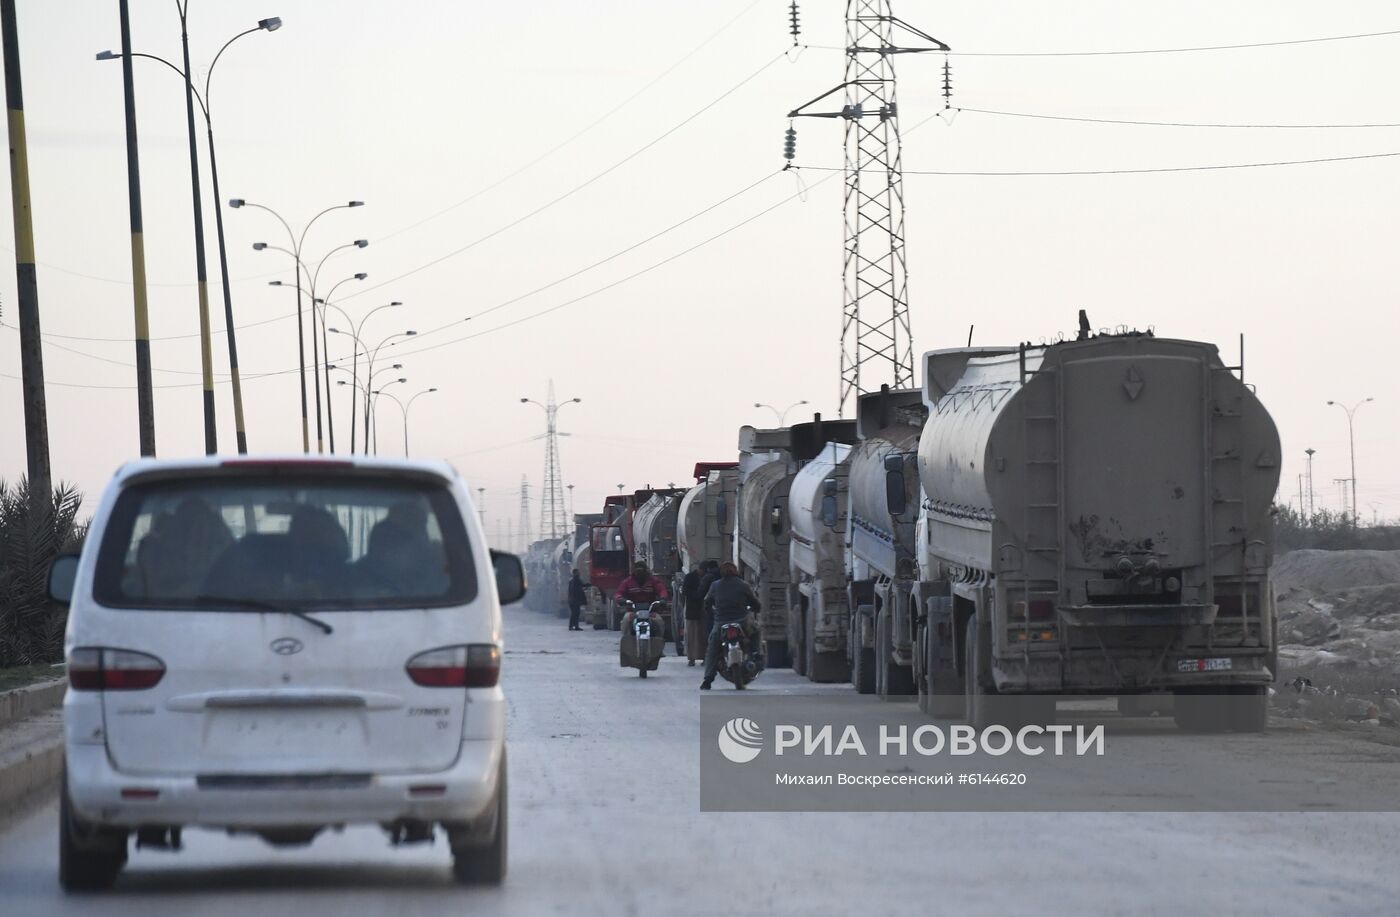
567;569;587;631
681;563;705;666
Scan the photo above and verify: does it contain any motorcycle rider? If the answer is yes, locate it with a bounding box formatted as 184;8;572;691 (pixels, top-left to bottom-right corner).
615;561;670;636
699;562;762;690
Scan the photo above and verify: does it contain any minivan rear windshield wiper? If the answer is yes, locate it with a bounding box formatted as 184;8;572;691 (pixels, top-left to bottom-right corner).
192;595;335;635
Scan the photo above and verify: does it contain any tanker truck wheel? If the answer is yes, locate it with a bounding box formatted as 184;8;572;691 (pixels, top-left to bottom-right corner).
765;640;790;670
792;617;807;678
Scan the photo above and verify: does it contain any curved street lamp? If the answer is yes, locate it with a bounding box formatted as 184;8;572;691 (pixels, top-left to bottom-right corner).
368;378;409;455
1326;397;1375;526
231;197;363;451
254;239;366;452
754;399;809;426
325;300;403;453
96;14;281;454
378;387;440;456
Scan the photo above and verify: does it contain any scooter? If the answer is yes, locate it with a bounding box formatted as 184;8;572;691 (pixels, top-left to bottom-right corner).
620;600;667;678
716;615;763;690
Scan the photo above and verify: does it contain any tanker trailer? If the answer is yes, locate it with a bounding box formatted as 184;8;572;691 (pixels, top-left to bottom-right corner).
910;331;1281;731
787;417;859;682
573;542;606;629
735;426;799;669
633;490;685;640
845;386;927;698
675;464;740;645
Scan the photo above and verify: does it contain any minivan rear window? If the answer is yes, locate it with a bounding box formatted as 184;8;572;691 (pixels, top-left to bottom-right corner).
93;472;476;610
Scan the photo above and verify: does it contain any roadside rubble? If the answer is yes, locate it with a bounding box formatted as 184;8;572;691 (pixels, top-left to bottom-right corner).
1271;549;1400;731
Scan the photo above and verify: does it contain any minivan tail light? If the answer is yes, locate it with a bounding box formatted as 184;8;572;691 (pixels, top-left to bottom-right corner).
406;645;500;689
68;647;166;691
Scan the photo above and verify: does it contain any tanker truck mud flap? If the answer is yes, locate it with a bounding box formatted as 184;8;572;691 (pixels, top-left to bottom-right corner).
916;594;962;717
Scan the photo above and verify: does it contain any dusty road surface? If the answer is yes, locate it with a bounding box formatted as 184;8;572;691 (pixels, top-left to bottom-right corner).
3;610;1400;915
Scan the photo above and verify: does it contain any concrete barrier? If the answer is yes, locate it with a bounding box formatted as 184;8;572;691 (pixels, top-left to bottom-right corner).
0;677;66;729
0;679;67;817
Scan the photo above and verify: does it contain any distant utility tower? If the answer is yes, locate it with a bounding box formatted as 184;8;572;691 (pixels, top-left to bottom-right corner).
518;475;531;552
521;381;581;541
787;1;948;416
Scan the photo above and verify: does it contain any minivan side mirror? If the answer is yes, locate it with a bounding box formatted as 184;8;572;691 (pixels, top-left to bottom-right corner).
884;453;907;517
490;549;527;605
48;554;79;605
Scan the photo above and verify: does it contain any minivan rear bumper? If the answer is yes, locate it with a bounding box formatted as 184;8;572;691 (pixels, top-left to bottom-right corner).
66;738;502;829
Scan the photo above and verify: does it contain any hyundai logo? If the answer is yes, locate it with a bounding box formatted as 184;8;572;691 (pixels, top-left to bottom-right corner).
270;637;304;656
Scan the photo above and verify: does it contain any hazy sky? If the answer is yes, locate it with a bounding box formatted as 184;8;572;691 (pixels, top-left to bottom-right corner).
1;1;1397;541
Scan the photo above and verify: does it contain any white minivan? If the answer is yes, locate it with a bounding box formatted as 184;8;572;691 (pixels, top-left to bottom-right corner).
47;455;523;891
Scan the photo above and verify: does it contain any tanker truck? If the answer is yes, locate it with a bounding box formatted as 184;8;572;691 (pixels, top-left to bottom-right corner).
675;463;740;627
734;426;799;669
845;386;927;697
632;489;686;640
786;418;859;682
904;330;1281;731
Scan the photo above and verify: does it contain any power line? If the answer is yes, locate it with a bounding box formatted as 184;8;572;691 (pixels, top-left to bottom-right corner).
793;149;1400;176
375;0;765;244
375;170;843;361
800;26;1400;57
342;50;788;302
959;107;1400;130
2;310;296;344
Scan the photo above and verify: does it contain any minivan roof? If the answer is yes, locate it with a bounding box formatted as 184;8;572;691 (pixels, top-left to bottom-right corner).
111;454;462;486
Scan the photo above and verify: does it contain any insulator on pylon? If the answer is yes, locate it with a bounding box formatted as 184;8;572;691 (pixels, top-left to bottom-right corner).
788;2;801;42
783;126;797;160
942;58;953;107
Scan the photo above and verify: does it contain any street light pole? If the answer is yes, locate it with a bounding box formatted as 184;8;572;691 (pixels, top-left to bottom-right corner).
377;387;438;456
176;0;217;454
314;273;367;453
369;378;408;455
754;399;809;426
363;330;416;452
101;16;280;454
1327;397;1374;527
231;199;364;451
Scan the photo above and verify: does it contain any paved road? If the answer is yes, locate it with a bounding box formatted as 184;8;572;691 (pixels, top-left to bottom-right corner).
3;609;1399;915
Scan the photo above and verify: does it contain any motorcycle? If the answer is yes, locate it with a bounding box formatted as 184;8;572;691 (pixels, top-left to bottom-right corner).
620;600;667;678
716;614;763;690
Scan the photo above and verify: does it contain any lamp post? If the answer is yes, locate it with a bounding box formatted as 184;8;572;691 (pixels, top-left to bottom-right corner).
754;399;809;426
361;330;416;452
369;378;408;455
326;301;402;454
256;239;366;452
311;272;366;453
1326;397;1374;526
231;198;364;451
100;15;280;452
378;387;439;456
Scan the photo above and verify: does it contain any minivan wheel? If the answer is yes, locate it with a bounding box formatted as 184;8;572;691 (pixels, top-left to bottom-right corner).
450;754;508;885
59;773;127;893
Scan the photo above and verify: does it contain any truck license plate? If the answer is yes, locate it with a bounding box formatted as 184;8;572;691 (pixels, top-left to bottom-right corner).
1177;657;1232;673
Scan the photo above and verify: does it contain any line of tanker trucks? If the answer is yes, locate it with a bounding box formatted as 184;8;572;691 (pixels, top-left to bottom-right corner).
523;323;1283;731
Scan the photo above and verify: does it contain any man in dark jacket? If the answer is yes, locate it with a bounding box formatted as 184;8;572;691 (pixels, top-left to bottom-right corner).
700;562;762;689
567;569;588;631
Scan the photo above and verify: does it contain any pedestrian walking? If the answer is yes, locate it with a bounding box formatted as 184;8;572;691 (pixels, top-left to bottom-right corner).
567;569;587;631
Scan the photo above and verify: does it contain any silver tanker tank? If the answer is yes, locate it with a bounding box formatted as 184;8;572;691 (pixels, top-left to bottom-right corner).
786;417;859;683
734;425;799;668
844;387;927;697
633;491;684;579
912;331;1281;731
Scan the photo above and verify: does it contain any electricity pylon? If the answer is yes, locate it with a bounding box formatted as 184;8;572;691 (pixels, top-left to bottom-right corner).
787;1;948;416
521;381;581;541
